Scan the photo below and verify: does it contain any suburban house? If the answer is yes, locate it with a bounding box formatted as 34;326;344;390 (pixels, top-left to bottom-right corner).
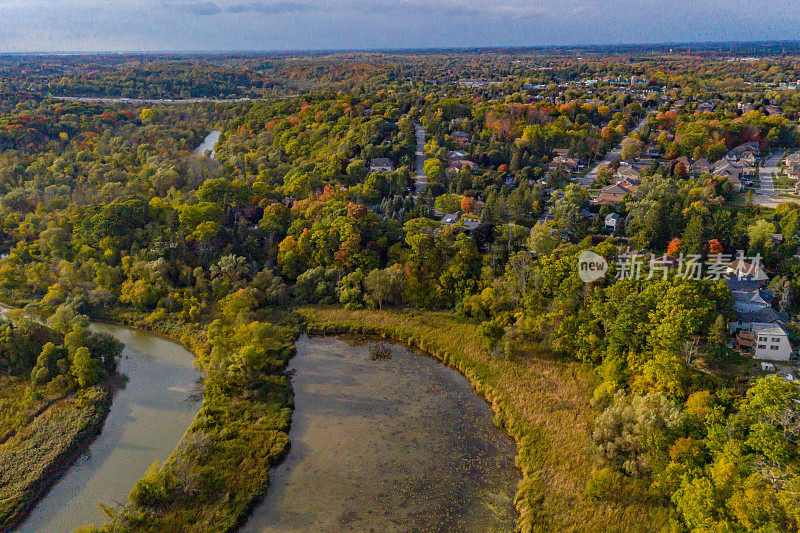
727;174;744;192
725;142;760;172
594;181;637;205
448;159;477;171
740;152;757;167
726;263;794;361
786;151;800;178
675;156;691;171
614;162;643;182
605;212;622;231
441;213;460;225
370;158;395;173
696;101;715;113
462;217;481;233
753;325;793;361
732;288;774;312
691;158;713;175
452;131;470;146
549;156;579;174
714;160;742;178
726;259;769;285
713;162;745;190
581;208;599;222
729;141;760;159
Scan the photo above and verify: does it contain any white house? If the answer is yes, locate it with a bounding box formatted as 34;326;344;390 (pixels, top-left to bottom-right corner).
605;212;622;231
753;325;793;361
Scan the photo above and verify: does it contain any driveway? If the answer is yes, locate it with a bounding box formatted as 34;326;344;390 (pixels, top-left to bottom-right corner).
758;150;784;194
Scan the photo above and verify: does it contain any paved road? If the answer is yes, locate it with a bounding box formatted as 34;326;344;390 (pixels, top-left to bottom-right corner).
577;112;652;188
53;94;297;105
414;124;427;195
758;150;784;195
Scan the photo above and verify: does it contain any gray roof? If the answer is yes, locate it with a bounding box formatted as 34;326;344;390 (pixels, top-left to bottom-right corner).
753;324;788;337
370;158;394;168
736;307;784;324
462;218;481;230
727;278;764;292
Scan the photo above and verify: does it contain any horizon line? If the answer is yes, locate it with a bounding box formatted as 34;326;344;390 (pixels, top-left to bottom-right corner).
2;39;799;57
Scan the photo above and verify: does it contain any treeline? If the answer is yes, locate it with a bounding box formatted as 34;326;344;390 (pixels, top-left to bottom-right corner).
0;50;797;530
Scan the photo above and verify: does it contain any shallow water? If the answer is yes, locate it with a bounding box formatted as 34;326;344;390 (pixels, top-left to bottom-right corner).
241;335;519;532
16;323;202;533
192;130;221;158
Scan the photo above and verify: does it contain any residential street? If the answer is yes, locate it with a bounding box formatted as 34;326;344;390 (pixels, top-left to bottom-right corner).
414;124;427;195
758;149;784;195
577;112;651;188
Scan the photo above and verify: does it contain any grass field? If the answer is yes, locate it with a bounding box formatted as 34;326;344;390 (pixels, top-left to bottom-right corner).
298;306;671;532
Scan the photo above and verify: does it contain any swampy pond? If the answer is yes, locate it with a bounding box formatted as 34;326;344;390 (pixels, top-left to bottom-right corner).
242;335;519;532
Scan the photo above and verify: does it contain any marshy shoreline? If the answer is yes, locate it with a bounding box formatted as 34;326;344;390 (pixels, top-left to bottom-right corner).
0;385;112;533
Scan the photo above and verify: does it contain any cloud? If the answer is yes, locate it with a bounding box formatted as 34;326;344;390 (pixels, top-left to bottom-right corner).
225;1;309;14
165;0;309;16
1;0;800;52
186;1;222;15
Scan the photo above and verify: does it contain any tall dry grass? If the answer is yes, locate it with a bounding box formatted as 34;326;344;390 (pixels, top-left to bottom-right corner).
299;306;670;532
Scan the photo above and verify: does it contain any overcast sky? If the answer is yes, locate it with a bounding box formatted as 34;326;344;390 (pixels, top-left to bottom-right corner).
2;1;800;52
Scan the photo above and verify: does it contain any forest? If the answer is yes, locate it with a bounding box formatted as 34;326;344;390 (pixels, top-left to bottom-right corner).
0;49;798;532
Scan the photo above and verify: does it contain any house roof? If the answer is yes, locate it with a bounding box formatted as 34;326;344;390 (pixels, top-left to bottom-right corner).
461;218;481;230
616;164;642;177
726;278;764;292
736;307;784;325
605;213;621;223
728;259;768;281
752;324;788;337
732;289;774;306
601;184;632;195
786;151;800;163
370;157;394;168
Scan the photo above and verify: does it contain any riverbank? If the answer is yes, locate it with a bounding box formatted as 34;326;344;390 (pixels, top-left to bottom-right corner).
89;308;298;532
298;307;671;532
0;297;120;533
0;379;112;532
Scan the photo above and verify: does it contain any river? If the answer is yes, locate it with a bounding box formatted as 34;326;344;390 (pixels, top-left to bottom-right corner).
241;335;519;532
16;323;202;533
193;130;221;159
